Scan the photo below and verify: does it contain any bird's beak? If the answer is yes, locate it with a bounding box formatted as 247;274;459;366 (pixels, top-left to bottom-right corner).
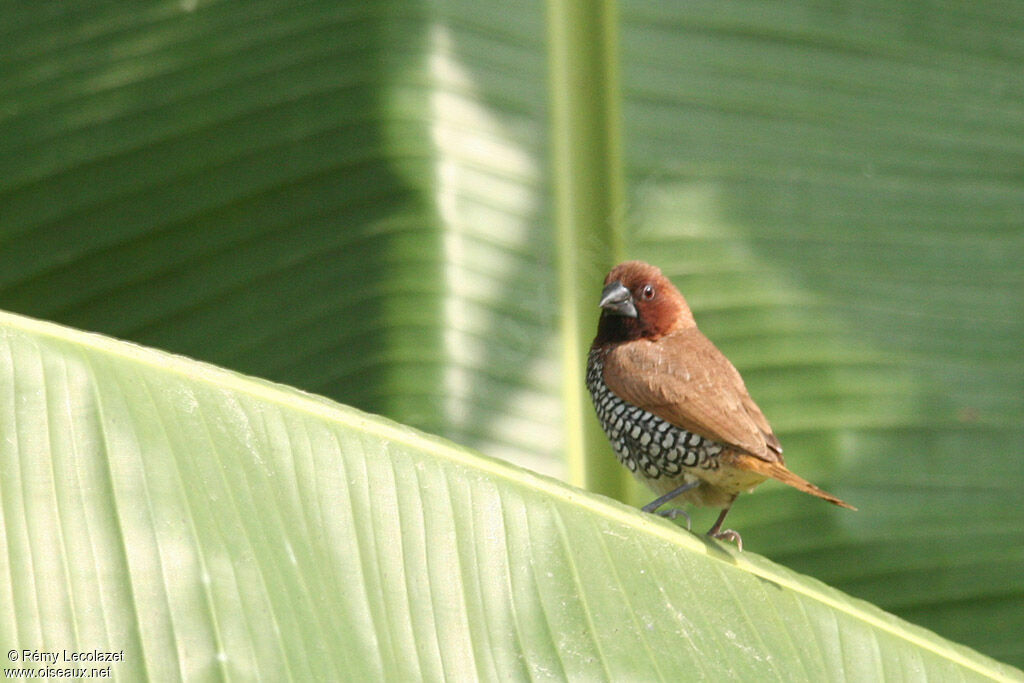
599;281;638;318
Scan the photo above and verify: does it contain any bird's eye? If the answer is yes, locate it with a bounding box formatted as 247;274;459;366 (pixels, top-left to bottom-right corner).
642;285;655;300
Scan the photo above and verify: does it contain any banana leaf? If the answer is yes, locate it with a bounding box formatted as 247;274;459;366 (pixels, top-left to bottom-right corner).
0;0;1021;668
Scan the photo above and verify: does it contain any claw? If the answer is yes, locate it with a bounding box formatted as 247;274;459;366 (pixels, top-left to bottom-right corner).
655;507;692;530
709;528;743;552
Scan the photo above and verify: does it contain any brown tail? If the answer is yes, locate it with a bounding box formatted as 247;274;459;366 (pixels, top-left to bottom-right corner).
734;457;857;510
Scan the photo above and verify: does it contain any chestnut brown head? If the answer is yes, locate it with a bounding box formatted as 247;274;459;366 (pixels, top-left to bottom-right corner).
593;261;695;344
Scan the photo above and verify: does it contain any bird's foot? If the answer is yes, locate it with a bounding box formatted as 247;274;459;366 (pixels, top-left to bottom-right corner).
654;507;691;530
708;528;743;552
705;498;742;550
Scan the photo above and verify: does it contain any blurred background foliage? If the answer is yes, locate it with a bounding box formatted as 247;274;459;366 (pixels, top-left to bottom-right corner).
0;0;1021;668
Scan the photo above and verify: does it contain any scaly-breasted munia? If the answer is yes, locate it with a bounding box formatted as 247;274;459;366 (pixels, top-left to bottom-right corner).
587;261;854;548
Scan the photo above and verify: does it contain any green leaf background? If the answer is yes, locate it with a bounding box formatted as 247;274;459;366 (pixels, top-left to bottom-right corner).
1;0;1021;670
0;311;1018;680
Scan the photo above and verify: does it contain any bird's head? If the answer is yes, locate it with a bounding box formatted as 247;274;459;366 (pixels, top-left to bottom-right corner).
594;260;695;344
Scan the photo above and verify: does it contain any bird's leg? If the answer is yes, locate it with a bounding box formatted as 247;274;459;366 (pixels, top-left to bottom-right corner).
641;480;700;513
706;497;742;551
641;480;700;529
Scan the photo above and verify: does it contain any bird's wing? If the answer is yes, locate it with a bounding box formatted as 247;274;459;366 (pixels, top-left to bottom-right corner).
602;330;783;463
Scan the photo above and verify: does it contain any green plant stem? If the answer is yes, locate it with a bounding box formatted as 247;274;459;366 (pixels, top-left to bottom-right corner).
547;0;627;499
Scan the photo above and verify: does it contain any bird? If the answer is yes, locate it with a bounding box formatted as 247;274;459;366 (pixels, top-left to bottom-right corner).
587;260;854;549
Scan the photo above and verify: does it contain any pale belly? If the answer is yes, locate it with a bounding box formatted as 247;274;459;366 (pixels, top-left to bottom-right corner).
642;459;768;508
